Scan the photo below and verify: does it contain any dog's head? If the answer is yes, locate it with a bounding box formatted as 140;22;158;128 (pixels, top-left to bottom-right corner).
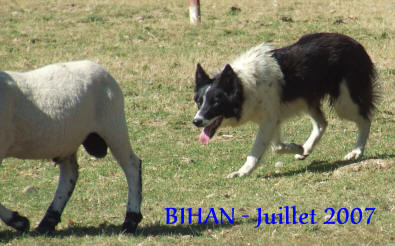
192;63;243;145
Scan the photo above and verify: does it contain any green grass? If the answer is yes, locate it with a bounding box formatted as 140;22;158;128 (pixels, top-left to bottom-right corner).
0;0;394;245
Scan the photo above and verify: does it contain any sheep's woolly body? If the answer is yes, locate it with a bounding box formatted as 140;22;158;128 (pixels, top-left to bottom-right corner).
0;60;123;159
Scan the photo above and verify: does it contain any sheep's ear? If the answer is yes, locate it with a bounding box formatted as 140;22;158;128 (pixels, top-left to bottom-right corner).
195;63;211;90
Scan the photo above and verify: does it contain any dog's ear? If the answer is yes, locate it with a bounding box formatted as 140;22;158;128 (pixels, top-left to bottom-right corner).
218;64;239;94
195;63;211;89
220;64;243;119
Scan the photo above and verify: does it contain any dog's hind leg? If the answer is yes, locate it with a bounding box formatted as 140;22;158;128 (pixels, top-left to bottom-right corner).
343;118;370;160
295;107;328;160
334;82;371;160
227;119;277;178
36;153;79;233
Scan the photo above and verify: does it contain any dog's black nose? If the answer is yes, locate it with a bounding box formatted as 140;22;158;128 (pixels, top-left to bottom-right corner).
192;118;203;127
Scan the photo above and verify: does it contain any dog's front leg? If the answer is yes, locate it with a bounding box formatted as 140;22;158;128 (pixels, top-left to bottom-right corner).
227;120;276;178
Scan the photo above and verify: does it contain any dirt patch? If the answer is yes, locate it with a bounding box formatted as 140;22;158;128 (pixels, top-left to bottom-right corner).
333;159;394;177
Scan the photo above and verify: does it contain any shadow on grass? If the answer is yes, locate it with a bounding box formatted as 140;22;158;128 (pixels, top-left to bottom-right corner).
259;154;395;179
2;154;393;242
0;218;254;242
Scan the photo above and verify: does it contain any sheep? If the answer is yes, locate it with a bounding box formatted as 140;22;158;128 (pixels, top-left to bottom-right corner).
0;60;142;234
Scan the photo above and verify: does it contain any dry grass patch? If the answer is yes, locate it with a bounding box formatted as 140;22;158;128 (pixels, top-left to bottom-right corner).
334;159;394;177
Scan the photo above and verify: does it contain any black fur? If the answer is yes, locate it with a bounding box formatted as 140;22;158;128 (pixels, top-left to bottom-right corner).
6;211;30;232
271;32;377;118
122;212;143;234
82;133;108;158
138;159;142;200
194;64;244;121
195;63;211;90
36;209;61;233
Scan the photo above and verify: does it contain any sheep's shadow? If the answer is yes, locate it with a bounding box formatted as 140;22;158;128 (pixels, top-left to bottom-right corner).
0;218;252;242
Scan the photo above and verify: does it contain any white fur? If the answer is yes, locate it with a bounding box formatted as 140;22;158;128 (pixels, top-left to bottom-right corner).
0;60;142;231
335;82;371;160
294;106;328;160
225;44;287;178
194;85;212;125
226;44;283;126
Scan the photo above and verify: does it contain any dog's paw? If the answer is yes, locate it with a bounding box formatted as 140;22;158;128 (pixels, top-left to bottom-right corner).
343;150;362;160
227;171;247;178
295;154;308;160
272;143;304;155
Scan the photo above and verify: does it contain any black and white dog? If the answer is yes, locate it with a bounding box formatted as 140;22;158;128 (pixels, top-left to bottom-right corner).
192;33;377;178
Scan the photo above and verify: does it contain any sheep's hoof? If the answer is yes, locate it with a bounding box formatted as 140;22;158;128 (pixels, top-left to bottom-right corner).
6;211;30;232
122;212;143;234
35;224;56;234
35;210;61;234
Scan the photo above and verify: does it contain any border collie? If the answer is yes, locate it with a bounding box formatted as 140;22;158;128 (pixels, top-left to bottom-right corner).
192;33;377;178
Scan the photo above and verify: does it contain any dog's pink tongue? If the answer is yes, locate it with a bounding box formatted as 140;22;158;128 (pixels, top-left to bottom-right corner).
199;129;210;145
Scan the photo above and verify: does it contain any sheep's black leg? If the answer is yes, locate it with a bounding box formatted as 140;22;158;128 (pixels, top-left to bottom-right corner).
121;158;143;233
99;116;143;234
36;153;79;233
109;144;142;234
0;204;30;232
1;154;30;232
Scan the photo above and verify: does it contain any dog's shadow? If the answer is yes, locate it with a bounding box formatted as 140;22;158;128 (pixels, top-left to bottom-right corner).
259;154;395;178
0;219;251;242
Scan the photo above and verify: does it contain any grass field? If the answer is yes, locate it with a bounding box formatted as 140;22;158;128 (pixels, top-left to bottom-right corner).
0;0;394;245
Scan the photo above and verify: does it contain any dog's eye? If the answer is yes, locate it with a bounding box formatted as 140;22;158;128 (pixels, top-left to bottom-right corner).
196;99;203;108
211;98;220;106
212;94;222;105
194;95;202;108
215;94;224;102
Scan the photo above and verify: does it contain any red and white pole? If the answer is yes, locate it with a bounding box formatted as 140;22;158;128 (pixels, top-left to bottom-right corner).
189;0;201;24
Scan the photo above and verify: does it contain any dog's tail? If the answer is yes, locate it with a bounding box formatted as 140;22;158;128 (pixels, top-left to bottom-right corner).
340;42;378;119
